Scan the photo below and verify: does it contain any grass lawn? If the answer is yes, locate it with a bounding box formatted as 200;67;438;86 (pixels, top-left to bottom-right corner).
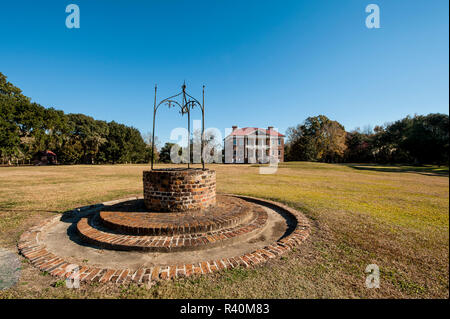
0;162;448;299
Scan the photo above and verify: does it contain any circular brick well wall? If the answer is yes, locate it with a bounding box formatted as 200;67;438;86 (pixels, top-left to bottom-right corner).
143;168;216;212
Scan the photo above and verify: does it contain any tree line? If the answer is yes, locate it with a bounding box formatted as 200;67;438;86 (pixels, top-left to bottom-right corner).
2;72;448;166
0;72;156;165
285;114;449;165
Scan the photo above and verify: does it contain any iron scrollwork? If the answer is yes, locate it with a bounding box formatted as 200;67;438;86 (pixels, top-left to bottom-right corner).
151;82;206;170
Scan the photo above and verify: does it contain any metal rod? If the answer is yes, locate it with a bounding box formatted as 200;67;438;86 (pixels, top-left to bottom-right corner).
151;82;205;170
202;85;205;170
151;85;157;170
185;88;190;169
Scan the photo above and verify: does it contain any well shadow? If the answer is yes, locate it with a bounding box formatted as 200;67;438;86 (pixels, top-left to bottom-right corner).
342;163;449;177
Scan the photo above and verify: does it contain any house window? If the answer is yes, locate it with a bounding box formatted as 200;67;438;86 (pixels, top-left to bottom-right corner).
278;150;281;156
278;138;281;145
233;139;236;145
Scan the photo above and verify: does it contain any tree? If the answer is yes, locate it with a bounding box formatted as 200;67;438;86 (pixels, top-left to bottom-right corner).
285;115;347;162
142;132;160;163
0;72;150;165
344;129;375;163
158;142;176;163
397;113;449;165
0;72;28;164
321;119;347;162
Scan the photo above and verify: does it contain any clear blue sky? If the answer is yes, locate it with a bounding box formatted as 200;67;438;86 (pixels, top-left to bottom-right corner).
1;0;448;145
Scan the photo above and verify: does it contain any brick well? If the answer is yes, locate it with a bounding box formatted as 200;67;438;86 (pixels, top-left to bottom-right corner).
143;168;216;212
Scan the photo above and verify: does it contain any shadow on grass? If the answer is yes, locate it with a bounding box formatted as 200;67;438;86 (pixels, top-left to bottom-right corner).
343;164;449;177
0;208;61;213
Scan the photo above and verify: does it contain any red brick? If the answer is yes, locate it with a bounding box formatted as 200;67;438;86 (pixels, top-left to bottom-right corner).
99;269;115;283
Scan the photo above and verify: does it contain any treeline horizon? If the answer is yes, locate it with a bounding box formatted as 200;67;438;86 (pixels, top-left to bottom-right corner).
1;72;154;165
285;113;449;166
1;72;448;166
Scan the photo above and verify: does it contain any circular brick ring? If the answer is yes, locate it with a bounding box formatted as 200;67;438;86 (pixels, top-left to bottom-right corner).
99;195;254;236
76;196;268;252
17;195;310;285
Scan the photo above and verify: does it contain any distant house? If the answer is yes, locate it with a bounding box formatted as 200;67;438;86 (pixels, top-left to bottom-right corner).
224;126;285;164
33;150;57;165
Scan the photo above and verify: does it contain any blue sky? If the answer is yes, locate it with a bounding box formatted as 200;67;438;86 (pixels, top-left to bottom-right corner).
1;0;448;145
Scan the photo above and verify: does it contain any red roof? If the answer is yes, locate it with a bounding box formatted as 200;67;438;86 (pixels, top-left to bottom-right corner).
228;127;284;137
46;150;57;156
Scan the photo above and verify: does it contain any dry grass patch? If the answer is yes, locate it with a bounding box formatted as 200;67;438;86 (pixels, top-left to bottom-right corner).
0;162;448;298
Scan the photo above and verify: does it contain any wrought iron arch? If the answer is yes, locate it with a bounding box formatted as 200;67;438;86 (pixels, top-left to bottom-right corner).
151;83;206;170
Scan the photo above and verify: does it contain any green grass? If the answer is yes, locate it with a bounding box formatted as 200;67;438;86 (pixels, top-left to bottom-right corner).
0;162;448;299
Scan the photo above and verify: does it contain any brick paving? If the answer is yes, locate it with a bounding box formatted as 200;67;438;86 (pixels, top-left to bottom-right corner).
78;205;267;252
100;195;253;236
18;195;310;284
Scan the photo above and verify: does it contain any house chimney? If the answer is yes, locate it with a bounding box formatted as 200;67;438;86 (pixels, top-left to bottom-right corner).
232;125;238;131
267;126;273;131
